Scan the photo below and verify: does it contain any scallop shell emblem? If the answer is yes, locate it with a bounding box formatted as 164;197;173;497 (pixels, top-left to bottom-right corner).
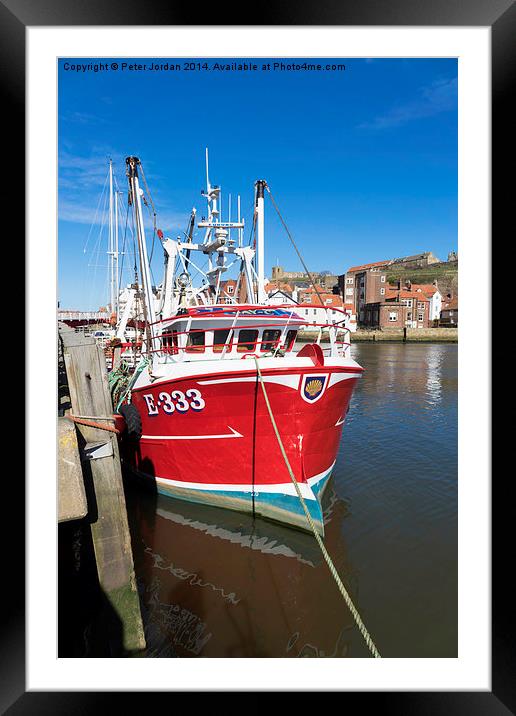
305;379;323;397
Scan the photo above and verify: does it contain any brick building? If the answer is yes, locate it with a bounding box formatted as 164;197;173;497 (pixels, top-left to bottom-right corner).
218;279;239;303
339;256;445;328
440;296;458;327
363;284;431;329
338;260;391;324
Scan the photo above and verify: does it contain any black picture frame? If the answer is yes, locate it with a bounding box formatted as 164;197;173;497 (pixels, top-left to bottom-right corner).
5;0;510;711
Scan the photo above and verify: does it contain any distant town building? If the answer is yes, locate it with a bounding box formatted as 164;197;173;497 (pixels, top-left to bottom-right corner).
413;283;442;322
381;281;441;323
265;281;356;330
267;289;295;305
294;291;357;332
440;296;458;327
217;278;253;304
363;282;431;329
271;266;306;281
338;260;390;324
271;266;338;291
338;252;454;327
265;282;295;305
389;251;440;269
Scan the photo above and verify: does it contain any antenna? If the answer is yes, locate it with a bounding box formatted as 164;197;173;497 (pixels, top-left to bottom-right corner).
238;195;242;247
205;147;210;194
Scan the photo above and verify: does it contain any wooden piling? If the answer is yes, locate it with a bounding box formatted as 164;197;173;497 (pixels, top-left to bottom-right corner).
59;326;145;654
58;417;88;522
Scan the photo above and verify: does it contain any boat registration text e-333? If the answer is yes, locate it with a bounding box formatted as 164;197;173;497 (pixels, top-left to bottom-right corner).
143;389;205;415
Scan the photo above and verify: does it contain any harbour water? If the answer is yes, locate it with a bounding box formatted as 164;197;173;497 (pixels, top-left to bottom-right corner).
124;342;458;658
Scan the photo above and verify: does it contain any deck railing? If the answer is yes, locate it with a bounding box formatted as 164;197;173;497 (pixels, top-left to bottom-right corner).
104;307;353;368
148;316;352;361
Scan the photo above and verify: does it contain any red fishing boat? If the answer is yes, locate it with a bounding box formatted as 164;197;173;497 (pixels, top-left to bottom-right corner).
112;154;363;536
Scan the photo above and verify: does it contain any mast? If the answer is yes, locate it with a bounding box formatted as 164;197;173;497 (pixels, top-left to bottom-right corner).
107;159;120;322
114;188;119;321
126;156;157;352
108;159;114;314
255;179;267;303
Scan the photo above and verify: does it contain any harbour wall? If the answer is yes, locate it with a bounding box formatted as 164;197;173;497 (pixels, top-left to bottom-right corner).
298;328;458;343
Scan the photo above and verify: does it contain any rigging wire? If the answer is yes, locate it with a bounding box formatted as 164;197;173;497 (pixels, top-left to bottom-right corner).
117;200;131;290
137;161;162;293
265;184;328;310
139;161;159;263
87;181;110;310
82;169;109;255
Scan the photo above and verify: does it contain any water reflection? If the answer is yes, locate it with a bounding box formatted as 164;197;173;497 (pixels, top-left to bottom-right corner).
125;482;358;658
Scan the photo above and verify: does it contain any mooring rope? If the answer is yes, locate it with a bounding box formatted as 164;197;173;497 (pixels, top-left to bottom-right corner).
253;357;381;658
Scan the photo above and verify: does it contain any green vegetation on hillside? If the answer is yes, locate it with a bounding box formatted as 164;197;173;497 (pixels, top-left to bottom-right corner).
386;262;458;296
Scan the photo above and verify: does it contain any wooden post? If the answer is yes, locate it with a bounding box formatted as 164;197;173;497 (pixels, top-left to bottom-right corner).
59;327;145;654
58;416;88;522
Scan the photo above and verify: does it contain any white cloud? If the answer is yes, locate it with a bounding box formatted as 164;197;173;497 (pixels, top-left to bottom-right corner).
358;77;458;130
58;151;187;232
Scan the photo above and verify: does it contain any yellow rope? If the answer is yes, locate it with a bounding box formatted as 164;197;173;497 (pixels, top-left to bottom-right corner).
254;357;381;658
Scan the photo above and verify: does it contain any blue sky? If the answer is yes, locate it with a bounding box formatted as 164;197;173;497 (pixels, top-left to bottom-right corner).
58;58;457;310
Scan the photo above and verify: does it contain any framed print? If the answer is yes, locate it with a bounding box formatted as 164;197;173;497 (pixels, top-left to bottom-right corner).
2;0;512;710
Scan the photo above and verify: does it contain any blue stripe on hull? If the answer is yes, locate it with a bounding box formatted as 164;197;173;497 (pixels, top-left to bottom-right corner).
132;466;334;537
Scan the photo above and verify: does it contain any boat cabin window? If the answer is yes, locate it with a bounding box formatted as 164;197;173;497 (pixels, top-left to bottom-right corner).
213;329;232;353
237;329;258;352
186;329;205;353
261;329;281;352
284;330;297;351
161;328;178;354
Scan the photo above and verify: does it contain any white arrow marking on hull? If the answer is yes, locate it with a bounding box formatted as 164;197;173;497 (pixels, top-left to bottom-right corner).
335;416;346;426
141;426;243;441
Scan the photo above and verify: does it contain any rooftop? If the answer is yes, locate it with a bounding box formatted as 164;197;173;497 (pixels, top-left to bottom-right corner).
298;293;344;308
347;260;391;273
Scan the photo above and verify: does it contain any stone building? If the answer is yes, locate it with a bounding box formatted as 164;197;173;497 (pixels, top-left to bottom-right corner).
389;252;440;269
271;266;338;291
271;266;306;281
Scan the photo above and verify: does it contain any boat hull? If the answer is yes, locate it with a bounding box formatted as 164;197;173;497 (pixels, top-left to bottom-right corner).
129;461;334;535
121;359;362;535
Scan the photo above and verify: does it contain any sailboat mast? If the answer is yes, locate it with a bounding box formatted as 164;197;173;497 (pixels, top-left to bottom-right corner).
108;159;115;314
114;188;119;321
126;156;157;352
